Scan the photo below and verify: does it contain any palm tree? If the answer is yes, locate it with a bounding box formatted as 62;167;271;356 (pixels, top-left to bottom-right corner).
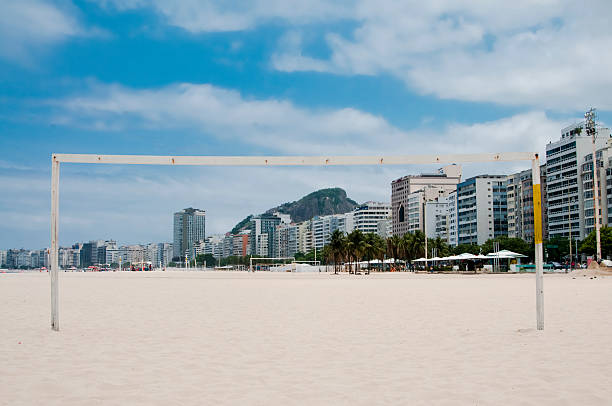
328;229;346;274
412;230;426;260
428;237;450;258
373;233;387;274
347;229;366;274
402;231;425;267
387;235;402;271
322;244;332;272
363;233;383;274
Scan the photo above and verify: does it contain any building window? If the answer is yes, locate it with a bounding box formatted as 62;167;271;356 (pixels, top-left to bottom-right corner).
399;205;405;223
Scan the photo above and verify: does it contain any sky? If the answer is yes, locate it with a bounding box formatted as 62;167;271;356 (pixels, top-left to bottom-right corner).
1;0;612;249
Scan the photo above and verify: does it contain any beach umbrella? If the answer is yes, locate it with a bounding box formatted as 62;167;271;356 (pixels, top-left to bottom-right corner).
488;250;527;258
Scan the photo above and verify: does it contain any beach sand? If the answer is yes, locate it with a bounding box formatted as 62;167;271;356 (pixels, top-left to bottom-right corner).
1;271;611;405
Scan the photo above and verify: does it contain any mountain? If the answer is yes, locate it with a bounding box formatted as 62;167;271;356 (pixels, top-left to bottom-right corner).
230;188;358;233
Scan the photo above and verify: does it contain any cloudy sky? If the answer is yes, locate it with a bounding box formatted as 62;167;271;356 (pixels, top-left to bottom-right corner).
1;0;611;249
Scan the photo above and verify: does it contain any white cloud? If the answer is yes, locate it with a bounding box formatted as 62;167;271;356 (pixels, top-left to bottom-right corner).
52;82;565;159
270;0;612;111
0;0;104;64
88;0;612;111
93;0;351;32
5;80;568;248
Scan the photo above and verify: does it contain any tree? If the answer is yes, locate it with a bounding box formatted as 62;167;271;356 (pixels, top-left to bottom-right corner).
322;245;333;272
543;236;570;262
480;236;533;260
363;233;385;274
452;244;480;255
328;229;346;274
428;237;451;258
196;253;216;268
386;235;402;267
402;231;425;263
579;226;612;258
347;229;366;274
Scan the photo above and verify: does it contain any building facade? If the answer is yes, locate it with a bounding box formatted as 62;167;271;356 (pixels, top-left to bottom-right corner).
275;223;299;258
352;201;391;235
425;195;451;240
506;165;548;242
248;213;282;257
392;165;461;236
173;208;206;260
456;175;508;245
546;123;611;240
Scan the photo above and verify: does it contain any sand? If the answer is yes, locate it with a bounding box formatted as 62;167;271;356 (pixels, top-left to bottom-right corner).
1;271;611;405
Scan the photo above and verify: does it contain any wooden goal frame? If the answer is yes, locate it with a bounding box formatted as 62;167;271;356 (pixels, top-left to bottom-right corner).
50;152;544;331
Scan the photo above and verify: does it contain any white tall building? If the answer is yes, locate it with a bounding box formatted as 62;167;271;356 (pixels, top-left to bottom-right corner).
392;165;461;236
404;187;447;235
351;201;391;235
297;221;313;254
506;166;548;242
275;223;299;258
546;123;611;240
456;175;508;245
425;195;451;240
311;214;350;250
447;191;458;246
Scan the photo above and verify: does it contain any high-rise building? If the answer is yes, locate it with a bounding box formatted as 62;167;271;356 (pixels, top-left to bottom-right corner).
248;213;282;257
158;243;173;266
546;123;611;240
0;250;7;267
447;191;458;246
392;165;461;236
506;166;548;242
275;223;299;258
456;175;508;245
351;201;391;235
425;195;451;240
311;214;350;250
581;144;612;236
173;208;206;260
232;233;249;257
403;187;447;235
297;220;313;254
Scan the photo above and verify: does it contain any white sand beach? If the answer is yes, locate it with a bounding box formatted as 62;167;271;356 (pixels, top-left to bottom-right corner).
1;271;611;405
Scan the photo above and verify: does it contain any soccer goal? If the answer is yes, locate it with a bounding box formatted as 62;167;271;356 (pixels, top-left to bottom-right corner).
250;257;295;272
49;152;544;331
292;260;322;272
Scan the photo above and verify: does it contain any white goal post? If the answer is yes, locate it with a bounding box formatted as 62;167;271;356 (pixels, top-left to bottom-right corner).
50;152;544;331
249;257;294;272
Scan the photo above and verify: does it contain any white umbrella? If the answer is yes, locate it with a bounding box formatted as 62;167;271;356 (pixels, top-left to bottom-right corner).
488;250;527;258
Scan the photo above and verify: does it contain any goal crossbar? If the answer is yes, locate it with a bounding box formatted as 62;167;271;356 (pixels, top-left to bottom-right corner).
53;152;535;166
49;152;544;331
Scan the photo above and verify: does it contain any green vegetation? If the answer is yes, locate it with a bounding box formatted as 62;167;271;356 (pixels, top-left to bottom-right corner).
579;226;612;258
230;215;253;234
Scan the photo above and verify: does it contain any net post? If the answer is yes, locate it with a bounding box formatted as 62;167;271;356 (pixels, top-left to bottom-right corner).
50;155;60;331
532;155;544;330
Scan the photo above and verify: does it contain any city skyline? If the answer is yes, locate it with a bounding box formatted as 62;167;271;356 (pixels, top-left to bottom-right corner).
2;1;612;248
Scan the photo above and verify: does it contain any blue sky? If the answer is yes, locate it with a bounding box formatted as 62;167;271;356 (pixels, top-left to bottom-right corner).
1;0;612;249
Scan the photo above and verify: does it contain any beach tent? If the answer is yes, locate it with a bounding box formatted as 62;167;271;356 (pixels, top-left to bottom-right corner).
487;250;527;258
